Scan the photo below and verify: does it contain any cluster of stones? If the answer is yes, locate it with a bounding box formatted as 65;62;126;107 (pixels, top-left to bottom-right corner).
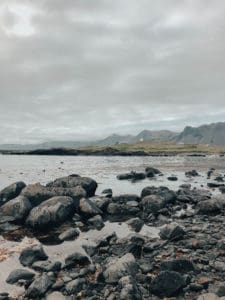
0;169;225;299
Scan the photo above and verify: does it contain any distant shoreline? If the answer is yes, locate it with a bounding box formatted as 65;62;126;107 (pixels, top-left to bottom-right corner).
1;142;225;157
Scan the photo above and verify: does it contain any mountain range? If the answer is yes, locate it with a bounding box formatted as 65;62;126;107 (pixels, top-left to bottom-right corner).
0;122;225;150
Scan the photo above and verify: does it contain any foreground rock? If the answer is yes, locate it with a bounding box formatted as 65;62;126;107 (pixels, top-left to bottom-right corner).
26;196;75;228
150;271;186;297
197;195;225;215
46;175;97;197
21;183;86;207
26;274;55;298
0;195;31;221
0;181;26;206
19;244;48;266
103;253;137;283
6;269;35;284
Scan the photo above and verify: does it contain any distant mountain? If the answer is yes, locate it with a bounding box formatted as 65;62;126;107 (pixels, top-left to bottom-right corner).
132;130;179;143
1;122;225;151
96;134;133;146
177;122;225;145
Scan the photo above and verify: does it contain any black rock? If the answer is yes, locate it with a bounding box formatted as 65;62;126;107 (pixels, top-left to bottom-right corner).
197;196;225;215
103;253;137;283
59;228;80;241
141;195;165;214
167;176;178;181
32;260;61;272
185;170;199;177
64;251;90;268
160;258;195;274
65;278;86;295
6;269;35;284
46;175;97;197
119;275;142;300
19;244;48;267
79;198;103;217
21;183;86;207
26;274;55;298
126;218;144;232
150;271;186;297
0;196;32;221
117;172;146;181
159;223;186;241
26;196;75;228
0;181;26;207
141;186;176;204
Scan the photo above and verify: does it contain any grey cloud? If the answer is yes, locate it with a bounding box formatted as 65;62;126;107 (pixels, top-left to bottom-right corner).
0;0;225;143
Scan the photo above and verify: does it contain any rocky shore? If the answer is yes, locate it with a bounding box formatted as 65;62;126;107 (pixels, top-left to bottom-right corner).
0;170;225;299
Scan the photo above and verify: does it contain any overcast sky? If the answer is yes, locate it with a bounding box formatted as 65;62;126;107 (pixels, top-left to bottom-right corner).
0;0;225;143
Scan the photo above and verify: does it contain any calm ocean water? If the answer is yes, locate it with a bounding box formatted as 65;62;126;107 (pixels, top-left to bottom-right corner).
0;154;224;194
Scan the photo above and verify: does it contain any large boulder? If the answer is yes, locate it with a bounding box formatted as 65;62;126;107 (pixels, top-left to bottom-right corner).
141;195;165;214
117;172;146;181
0;181;26;206
141;186;176;204
112;194;140;204
197;196;225;215
103;253;137;283
0;196;32;221
65;278;86;295
46;175;97;197
26;274;55;298
64;251;90;268
6;269;35;284
79;198;102;217
19;244;48;267
21;183;86;207
150;271;186;297
119;276;142;300
160;258;195;274
159;223;186;241
26;196;75;228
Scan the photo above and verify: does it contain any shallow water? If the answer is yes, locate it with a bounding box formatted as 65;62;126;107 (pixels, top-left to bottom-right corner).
0;154;224;195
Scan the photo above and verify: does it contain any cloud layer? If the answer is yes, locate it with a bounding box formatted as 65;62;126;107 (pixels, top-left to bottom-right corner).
0;0;225;143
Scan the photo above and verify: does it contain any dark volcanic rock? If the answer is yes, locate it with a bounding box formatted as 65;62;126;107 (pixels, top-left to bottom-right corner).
160;258;195;274
207;182;225;188
65;278;86;294
141;195;165;214
141;186;176;204
126;218;144;232
112;194;140;203
46;175;97;197
197;196;225;215
159;223;186;241
119;275;142;300
167;176;178;181
19;244;48;267
150;271;186;297
0;196;32;221
26;274;55;298
26;196;75;228
32;260;61;272
103;253;137;283
21;183;86;207
64;251;90;268
117;172;146;181
145;167;161;177
6;269;35;284
79;198;103;217
59;228;80;241
185;170;199;177
0;181;26;207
